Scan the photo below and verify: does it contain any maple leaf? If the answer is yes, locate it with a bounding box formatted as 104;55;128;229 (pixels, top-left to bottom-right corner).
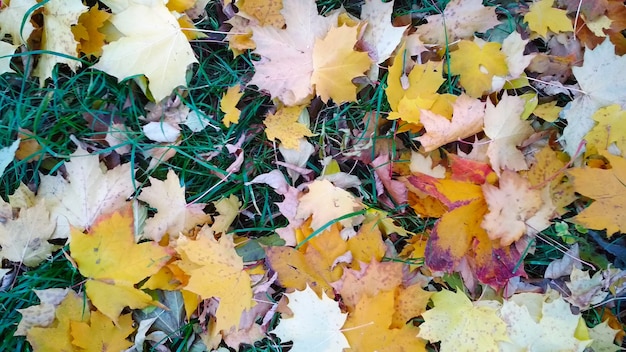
418;290;508;352
72;5;110;58
137;169;211;242
175;227;254;333
238;0;285;27
272;285;350;352
567;151;626;236
311;25;371;103
32;0;88;85
449;39;508;98
408;174;526;287
220;84;243;127
385;45;444;112
15;288;69;336
0;41;17;75
484;93;534;173
415;0;499;44
589;320;623;352
249;0;337;106
524;0;573;38
296;179;364;231
93;2;198;102
263;105;314;149
37;147;134;238
584;104;626;155
565;268;609;310
70;207;171;322
481;170;544;246
0;200;57;267
26;291;90;351
0;0;37;45
342;290;425;351
499;292;592;351
417;94;485;152
335;260;403;309
526;146;576;215
560;39;626;156
71;311;135;351
360;0;407;64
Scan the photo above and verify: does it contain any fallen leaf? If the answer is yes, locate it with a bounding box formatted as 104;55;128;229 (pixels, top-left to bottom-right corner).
417;94;485;152
584;104;626;155
37;147;135;238
449;39;508;98
137;169;211;242
484;93;534;173
524;0;574;38
481;170;543;246
175;227;254;333
499;292;592;351
15;288;70;336
418;290;507;352
263;105;314;150
93;2;197;101
342;290;425;351
70;207;171;322
360;0;406;64
220;84;243;127
311;25;371;103
0;0;37;45
0;200;57;266
415;0;499;44
271;285;349;352
295;179;364;231
71;311;135;351
32;0;88;84
567;151;626;236
249;0;337;106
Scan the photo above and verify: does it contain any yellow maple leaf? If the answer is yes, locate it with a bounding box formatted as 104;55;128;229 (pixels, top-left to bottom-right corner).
32;0;88;85
311;25;371;103
385;44;444;112
175;227;254;333
70;207;172;322
138;169;211;242
263;105;313;149
449;40;508;97
418;290;507;351
220;84;243;127
342;290;426;351
567;151;626;236
533;100;562;122
26;291;89;351
237;0;285;27
71;311;135;352
296;179;364;231
72;5;111;58
584;104;626;155
525;0;574;38
93;2;198;101
526;146;576;215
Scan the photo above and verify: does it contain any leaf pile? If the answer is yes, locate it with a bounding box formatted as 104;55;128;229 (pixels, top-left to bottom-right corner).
1;0;626;351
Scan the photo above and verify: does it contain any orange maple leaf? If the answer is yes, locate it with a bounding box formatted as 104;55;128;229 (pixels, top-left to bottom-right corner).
407;174;526;288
